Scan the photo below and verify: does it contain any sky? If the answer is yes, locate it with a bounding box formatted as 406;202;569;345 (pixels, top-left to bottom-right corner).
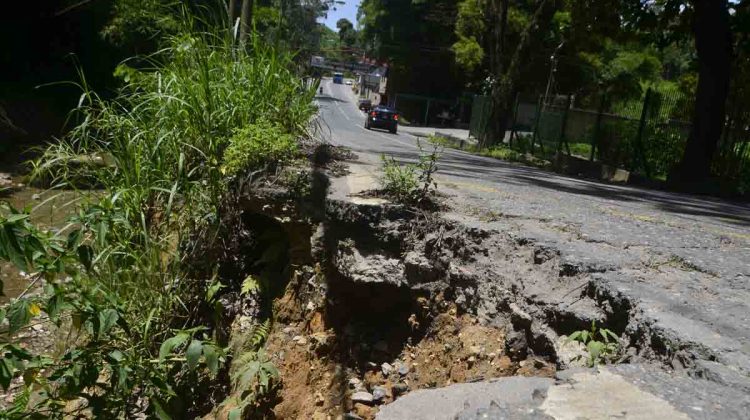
321;0;361;30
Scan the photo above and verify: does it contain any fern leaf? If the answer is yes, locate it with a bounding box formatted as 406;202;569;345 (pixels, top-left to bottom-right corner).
241;275;260;295
248;318;271;350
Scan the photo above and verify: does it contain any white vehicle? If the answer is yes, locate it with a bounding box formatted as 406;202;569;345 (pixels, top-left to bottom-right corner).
345;80;353;85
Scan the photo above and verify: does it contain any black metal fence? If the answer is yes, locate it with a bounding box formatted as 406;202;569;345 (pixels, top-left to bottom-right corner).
470;89;750;191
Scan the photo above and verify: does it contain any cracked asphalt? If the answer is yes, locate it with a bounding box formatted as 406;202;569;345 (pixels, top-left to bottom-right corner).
317;78;750;392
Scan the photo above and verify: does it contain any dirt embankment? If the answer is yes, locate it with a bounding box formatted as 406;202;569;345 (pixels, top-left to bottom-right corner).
211;181;603;419
211;146;739;419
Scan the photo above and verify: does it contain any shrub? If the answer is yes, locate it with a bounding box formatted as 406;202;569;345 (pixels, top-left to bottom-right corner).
643;124;686;178
222;121;298;176
380;143;440;207
483;146;522;161
381;155;420;201
3;12;316;418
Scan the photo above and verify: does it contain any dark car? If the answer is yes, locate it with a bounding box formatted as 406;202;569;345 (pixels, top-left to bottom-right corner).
365;106;399;134
357;99;372;112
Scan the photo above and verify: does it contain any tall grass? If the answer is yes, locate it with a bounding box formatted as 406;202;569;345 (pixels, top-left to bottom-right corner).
19;15;318;416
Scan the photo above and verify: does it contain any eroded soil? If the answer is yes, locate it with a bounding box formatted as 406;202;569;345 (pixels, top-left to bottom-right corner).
265;285;554;420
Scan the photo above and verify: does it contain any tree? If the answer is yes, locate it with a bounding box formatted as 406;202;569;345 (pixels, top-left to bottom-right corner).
229;0;239;29
249;0;336;61
670;0;733;185
357;0;462;101
452;0;560;146
240;0;254;42
100;0;181;54
336;18;357;47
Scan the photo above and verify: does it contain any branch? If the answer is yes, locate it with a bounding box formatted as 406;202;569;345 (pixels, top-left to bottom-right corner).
55;0;97;17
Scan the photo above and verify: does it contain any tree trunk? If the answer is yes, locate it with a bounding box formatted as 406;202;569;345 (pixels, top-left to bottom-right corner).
670;0;732;186
239;0;254;43
482;0;557;148
229;0;238;25
481;0;509;147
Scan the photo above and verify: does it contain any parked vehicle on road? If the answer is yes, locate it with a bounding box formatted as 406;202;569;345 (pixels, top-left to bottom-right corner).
358;99;372;112
333;72;344;84
345;80;353;85
365;105;399;134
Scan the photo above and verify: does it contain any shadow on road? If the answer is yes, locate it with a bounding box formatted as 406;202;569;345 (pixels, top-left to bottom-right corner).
378;148;750;228
315;94;348;103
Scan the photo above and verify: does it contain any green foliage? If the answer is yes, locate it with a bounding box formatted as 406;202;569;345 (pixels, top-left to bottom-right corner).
222;121;298;176
380;156;420;202
429;134;551;169
101;0;181;52
241;275;261;296
2;11;315;417
452;36;485;72
0;204;228;416
358;0;461;94
455;0;485;37
254;0;337;60
452;0;489;74
483;146;523;162
336;18;358;47
0;204;74;278
567;321;620;367
281;167;313;199
597;119;639;168
228;348;279;417
579;43;662;101
380;143;441;207
644;125;687;177
247;319;272;351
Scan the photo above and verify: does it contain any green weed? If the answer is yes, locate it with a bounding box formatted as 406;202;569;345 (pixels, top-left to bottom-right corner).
222;121;299;176
567;321;621;367
1;11;316;417
227;348;279;418
380;143;441;207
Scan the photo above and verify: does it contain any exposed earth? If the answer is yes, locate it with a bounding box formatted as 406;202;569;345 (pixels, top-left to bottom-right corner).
301;78;750;419
3;78;750;419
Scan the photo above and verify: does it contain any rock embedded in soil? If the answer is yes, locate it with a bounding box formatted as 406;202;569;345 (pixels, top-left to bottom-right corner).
504;330;528;360
314;391;325;406
349;377;364;390
391;383;409;397
351;391;374;404
381;362;393;376
372;386;388;402
0;173;11;187
354;403;376;418
394;361;409;376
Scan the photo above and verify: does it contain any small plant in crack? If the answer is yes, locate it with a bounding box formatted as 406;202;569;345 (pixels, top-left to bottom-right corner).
567;321;621;367
380;141;441;207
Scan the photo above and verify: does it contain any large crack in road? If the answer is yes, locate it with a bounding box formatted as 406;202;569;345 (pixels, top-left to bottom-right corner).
309;78;750;418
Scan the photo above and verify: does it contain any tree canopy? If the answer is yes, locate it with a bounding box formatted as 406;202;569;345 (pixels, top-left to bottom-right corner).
357;0;749;184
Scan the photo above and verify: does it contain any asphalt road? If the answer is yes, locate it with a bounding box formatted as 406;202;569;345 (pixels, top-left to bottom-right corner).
318;78;750;241
317;77;750;386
